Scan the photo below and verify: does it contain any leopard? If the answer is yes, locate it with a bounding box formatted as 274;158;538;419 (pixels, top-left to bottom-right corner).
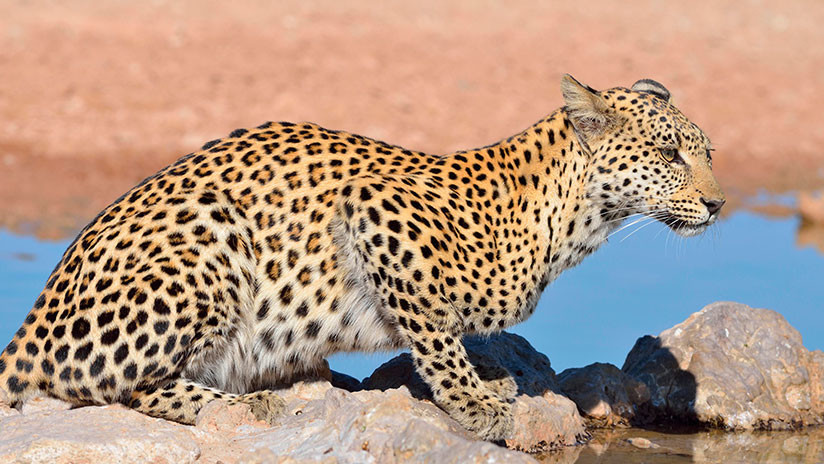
0;75;724;441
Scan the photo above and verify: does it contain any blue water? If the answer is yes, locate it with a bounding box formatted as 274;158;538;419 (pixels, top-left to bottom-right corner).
1;212;822;381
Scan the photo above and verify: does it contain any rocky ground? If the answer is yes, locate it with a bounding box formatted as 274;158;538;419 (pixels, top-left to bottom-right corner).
1;302;822;463
1;0;823;240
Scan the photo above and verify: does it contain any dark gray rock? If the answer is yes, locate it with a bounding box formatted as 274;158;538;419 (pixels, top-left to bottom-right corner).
464;332;560;397
330;370;363;392
558;362;650;427
363;332;560;398
363;352;432;399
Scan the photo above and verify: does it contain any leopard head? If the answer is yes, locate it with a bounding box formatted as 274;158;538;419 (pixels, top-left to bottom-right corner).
562;74;725;237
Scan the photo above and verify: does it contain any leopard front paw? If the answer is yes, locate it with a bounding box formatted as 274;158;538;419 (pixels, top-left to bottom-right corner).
448;393;514;441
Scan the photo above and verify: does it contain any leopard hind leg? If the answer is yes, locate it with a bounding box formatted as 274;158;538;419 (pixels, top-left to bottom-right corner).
127;377;286;424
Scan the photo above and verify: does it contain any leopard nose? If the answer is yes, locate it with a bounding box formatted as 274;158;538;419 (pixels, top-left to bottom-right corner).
700;197;725;216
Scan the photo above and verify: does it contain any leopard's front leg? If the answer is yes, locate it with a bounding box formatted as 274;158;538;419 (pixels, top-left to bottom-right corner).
338;174;514;440
400;312;514;441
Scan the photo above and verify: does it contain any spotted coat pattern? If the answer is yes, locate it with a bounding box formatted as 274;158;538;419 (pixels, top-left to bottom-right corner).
0;76;724;440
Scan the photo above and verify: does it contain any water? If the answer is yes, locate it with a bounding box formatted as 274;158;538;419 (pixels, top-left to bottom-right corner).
1;212;822;381
539;427;824;463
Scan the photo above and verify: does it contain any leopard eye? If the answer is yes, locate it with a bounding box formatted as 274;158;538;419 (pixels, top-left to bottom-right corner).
659;147;682;164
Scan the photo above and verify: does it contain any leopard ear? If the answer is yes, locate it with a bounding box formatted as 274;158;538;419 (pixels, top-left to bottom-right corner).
560;74;617;147
631;79;671;102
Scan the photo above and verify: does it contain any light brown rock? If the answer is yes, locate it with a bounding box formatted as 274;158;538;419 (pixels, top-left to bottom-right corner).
506;391;589;453
626;437;658;449
799;192;824;224
798;192;824;253
192;381;342;464
20;396;74;415
623;301;824;430
810;351;824;410
797;220;824;254
231;385;536;464
195;400;266;433
558;362;650;427
0;397;19;419
0;404;201;464
186;379;540;463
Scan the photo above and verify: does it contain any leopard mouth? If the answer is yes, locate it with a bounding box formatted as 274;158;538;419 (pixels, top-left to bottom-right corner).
658;213;710;237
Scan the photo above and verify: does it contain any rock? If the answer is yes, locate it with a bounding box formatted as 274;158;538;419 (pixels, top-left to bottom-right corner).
626;437;657;449
276;379;341;407
798;192;824;253
623;301;824;430
232;385;536;464
799;191;824;224
506;391;589;453
364;332;561;399
0;404;201;464
463;332;560;396
810;351;824;409
0;391;19;418
192;383;343;464
364;331;587;451
331;370;364;392
557;362;650;427
0;398;19;419
796;220;824;254
364;332;559;397
195;400;266;433
363;352;433;399
20;396;74;415
191;379;539;463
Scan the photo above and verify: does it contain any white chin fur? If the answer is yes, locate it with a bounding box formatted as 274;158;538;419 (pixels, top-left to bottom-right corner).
673;223;707;237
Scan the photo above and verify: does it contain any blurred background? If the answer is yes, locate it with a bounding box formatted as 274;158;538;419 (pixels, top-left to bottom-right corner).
1;0;822;379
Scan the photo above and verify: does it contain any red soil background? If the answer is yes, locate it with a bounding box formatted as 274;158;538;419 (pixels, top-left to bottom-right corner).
1;0;823;240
